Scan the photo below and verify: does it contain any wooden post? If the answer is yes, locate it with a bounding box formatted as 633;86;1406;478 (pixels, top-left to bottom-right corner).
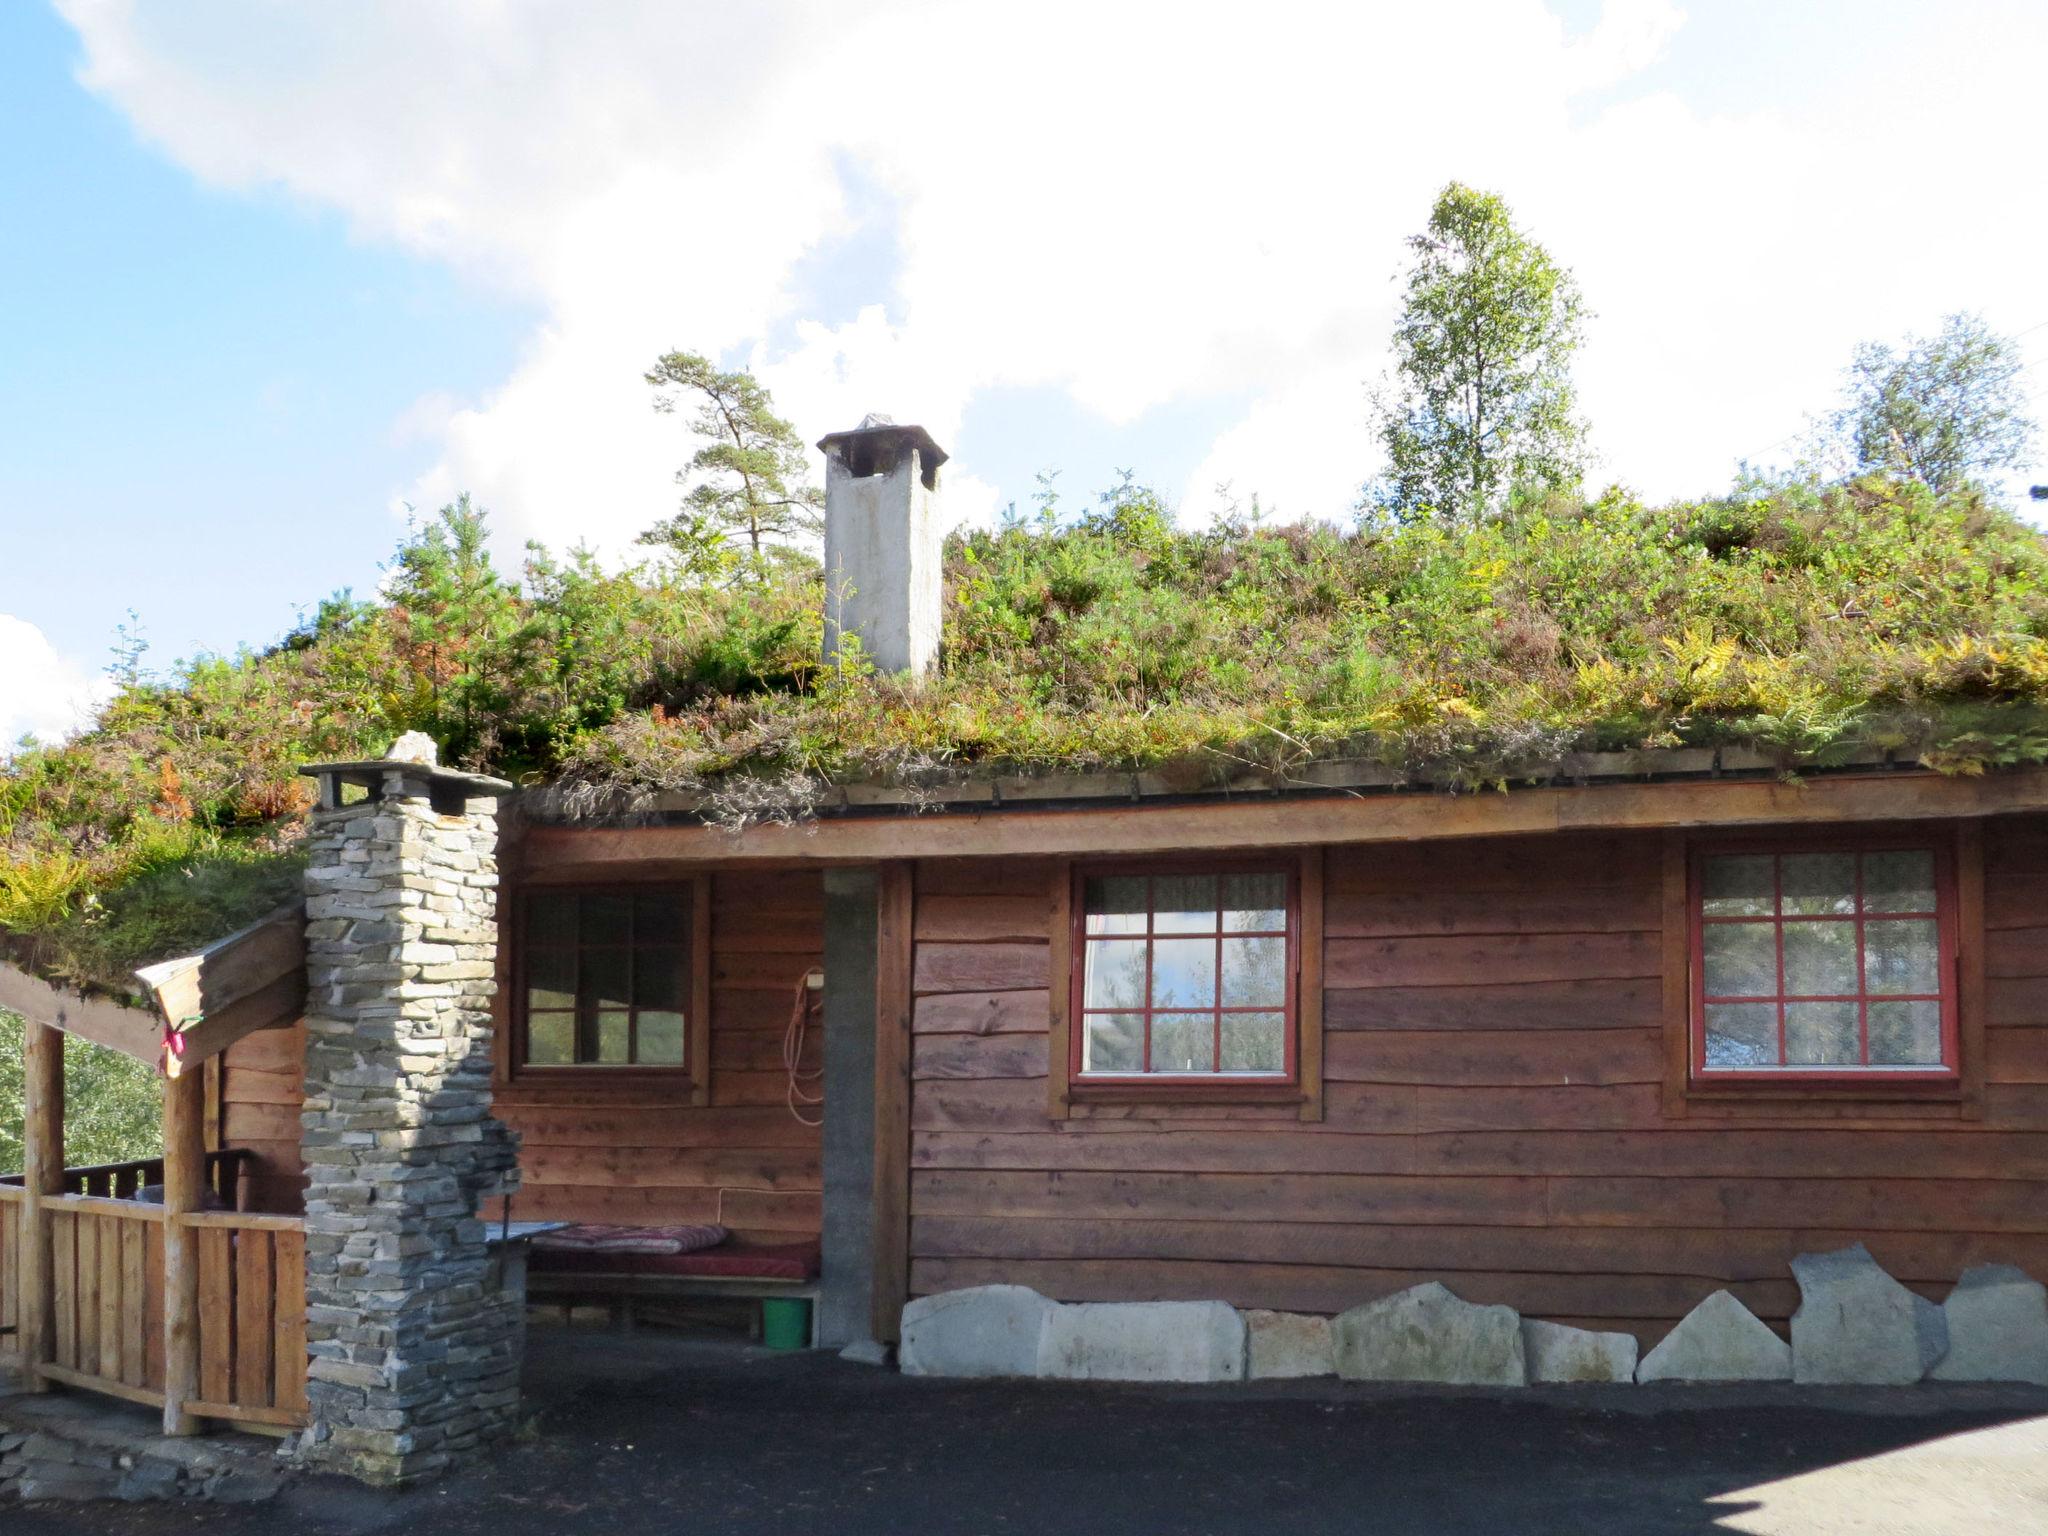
18;1020;63;1393
162;1066;206;1435
869;861;914;1344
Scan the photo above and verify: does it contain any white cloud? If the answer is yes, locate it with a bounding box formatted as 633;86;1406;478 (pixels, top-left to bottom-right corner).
55;0;2048;551
0;616;113;752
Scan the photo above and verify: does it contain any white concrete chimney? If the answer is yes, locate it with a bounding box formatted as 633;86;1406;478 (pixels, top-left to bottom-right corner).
818;415;947;677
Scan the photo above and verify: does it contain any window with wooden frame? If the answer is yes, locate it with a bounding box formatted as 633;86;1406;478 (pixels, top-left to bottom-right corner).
514;882;711;1092
1689;840;1960;1083
1053;856;1323;1113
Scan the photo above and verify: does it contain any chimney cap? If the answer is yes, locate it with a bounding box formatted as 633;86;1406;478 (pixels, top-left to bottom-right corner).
816;419;949;475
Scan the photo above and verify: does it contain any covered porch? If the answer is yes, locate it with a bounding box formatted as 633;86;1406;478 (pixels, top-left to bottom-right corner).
0;909;311;1435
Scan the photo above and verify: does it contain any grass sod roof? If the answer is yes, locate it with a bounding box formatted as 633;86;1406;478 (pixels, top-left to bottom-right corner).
4;470;2048;995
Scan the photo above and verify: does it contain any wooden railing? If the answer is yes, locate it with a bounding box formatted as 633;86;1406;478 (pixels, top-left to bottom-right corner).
0;1176;306;1430
186;1212;308;1427
0;1185;21;1370
41;1194;166;1407
1;1148;250;1206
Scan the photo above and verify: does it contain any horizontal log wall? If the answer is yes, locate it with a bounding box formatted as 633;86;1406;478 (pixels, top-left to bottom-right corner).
494;870;825;1241
220;1024;307;1213
908;820;2048;1348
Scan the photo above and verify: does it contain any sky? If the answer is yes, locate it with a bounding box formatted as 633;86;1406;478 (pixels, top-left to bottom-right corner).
2;0;2045;747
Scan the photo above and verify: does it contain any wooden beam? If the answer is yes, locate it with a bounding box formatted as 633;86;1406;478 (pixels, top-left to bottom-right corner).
1297;848;1325;1124
519;766;2048;874
18;1020;63;1393
0;964;162;1065
1046;863;1073;1121
161;1069;206;1436
157;973;304;1076
870;862;914;1345
136;906;305;1070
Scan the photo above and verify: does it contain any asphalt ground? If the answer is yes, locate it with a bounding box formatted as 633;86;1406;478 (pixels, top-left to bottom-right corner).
15;1322;2048;1536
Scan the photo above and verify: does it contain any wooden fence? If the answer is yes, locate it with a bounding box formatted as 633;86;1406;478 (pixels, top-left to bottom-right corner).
1;1148;250;1206
0;1185;20;1372
0;1175;306;1430
188;1212;309;1427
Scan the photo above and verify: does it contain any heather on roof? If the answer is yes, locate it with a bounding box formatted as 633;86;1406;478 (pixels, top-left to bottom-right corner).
4;470;2047;991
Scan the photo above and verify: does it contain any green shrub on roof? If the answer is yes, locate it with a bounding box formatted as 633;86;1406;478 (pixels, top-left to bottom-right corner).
4;470;2048;989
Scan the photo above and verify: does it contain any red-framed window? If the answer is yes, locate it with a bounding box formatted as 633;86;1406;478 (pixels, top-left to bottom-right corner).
1690;841;1958;1082
1070;864;1298;1081
517;887;694;1070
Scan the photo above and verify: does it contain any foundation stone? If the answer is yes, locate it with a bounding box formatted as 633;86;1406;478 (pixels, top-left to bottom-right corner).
1333;1283;1526;1386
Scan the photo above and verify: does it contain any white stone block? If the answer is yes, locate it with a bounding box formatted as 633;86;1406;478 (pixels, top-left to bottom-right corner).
1790;1244;1947;1385
1332;1283;1526;1386
899;1286;1056;1379
1637;1291;1791;1383
1244;1310;1334;1379
1036;1301;1247;1383
1931;1264;2048;1385
1522;1319;1637;1383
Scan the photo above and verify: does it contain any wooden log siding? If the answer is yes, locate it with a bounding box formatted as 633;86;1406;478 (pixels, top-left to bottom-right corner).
906;822;2048;1348
493;869;826;1238
219;1023;309;1213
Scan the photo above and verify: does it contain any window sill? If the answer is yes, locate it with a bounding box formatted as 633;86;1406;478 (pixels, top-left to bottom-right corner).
505;1065;704;1094
1686;1073;1960;1101
1065;1078;1305;1106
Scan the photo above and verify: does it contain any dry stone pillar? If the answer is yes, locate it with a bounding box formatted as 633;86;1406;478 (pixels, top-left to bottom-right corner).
292;743;520;1485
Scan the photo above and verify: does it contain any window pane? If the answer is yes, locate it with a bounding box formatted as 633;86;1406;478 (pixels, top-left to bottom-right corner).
634;947;685;1011
1083;939;1149;1010
1703;855;1774;916
527;946;576;1012
581;893;633;944
1221;936;1286;1006
1221;873;1287;932
1153;875;1219;934
595;1010;631;1064
584;948;631;1013
1783;921;1857;995
1785;1002;1859;1066
1868;1000;1943;1066
1082;1013;1144;1074
1782;853;1856;916
637;1010;686;1066
527;892;577;946
1702;922;1776;997
526;1012;574;1066
634;892;687;944
1151;938;1218;1008
1864;851;1936;914
1085;876;1149;936
1150;1013;1215;1073
1703;1003;1778;1068
1865;920;1940;994
1220;1012;1286;1073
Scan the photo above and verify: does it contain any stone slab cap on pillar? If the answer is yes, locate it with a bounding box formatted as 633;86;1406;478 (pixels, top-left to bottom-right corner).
299;735;514;814
818;414;947;678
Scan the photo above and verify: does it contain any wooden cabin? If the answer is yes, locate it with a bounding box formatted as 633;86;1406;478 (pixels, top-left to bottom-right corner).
491;758;2048;1353
6;420;2047;1470
10;758;2045;1385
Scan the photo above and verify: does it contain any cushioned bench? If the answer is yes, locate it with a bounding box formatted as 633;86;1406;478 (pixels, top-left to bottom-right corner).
524;1225;821;1342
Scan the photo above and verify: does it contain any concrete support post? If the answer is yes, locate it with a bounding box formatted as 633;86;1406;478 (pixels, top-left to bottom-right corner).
17;1020;62;1393
871;863;913;1344
818;867;878;1349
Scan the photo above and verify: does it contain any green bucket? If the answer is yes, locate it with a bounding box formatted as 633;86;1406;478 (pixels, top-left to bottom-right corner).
761;1296;811;1351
